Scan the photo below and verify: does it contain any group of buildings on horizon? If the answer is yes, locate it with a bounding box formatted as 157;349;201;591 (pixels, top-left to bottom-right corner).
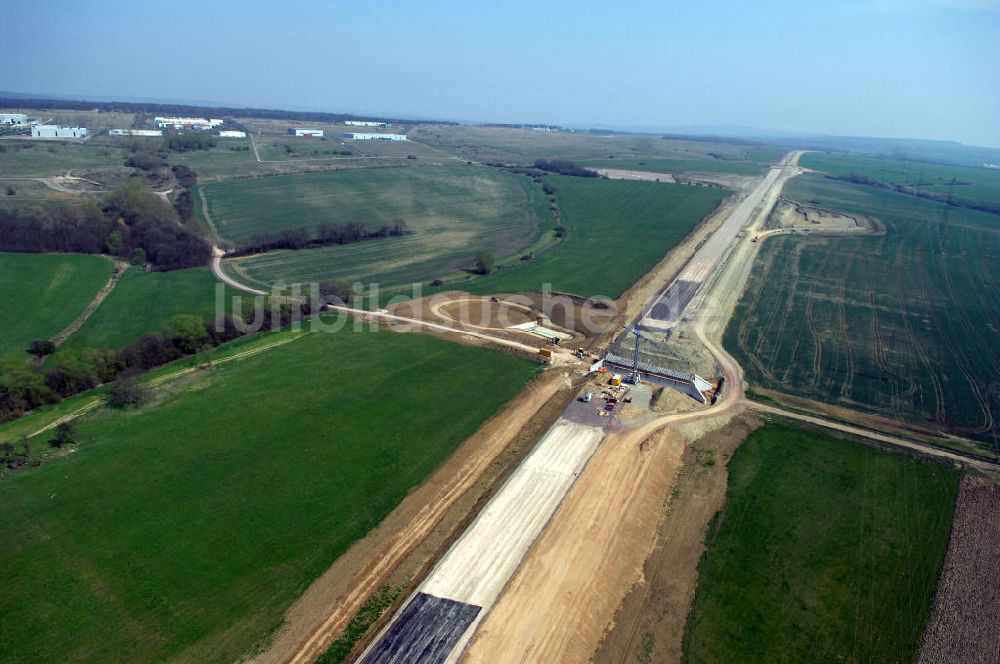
2;111;406;142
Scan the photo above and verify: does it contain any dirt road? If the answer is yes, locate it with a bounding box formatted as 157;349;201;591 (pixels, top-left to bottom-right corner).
326;304;581;365
592;415;763;664
748;401;998;471
50;259;127;348
210;246;267;296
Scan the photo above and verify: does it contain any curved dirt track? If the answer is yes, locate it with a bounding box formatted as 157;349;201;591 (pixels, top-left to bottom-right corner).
211;246;267;296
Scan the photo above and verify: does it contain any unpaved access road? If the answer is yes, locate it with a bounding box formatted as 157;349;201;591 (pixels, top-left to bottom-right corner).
50;260;127;348
748;401;998;471
325;304;582;366
211;245;267;296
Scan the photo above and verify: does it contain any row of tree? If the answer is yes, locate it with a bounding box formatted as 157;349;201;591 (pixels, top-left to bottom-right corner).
0;178;211;270
164;132;217;152
532;160;599;178
228;219;411;257
0;300;322;425
828;174;1000;216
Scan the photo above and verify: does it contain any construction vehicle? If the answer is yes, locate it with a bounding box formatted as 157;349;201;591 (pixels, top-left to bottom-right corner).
538;347;553;359
579;392;594;403
610;373;623;386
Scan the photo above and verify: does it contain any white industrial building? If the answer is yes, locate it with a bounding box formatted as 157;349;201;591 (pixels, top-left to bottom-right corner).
289;127;324;137
109;129;163;137
343;132;407;141
1;113;28;125
218;130;246;138
345;120;389;127
31;125;89;138
154;116;223;130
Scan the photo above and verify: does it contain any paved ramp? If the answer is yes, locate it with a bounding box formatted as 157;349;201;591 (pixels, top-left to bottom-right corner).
359;593;480;664
358;419;604;663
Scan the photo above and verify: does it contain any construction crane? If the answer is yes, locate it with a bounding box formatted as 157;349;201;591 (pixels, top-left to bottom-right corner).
621;324;655;384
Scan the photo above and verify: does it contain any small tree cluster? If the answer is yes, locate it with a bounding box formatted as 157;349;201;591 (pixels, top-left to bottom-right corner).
474;251;496;275
107;374;148;409
49;422;76;449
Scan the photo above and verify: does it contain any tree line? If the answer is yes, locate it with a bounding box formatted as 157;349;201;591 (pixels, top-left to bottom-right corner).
0;178;210;270
532;160;599;178
228;219;411;257
827;174;1000;216
0;300;325;427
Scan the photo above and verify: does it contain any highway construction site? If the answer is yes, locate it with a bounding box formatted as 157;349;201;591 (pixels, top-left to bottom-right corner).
255;154;795;664
250;151;997;664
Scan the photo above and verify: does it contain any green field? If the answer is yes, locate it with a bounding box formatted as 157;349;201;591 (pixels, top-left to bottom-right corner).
410;125;760;164
683;424;958;663
0;253;113;359
0;140;128;177
725;174;1000;448
580;158;764;175
801;152;1000;210
742;147;785;163
167;144;265;180
57;267;247;353
457;176;728;299
0;324;537;663
208;166;554;288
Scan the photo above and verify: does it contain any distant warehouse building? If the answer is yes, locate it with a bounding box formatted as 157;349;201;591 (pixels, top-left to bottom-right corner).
343;132;407;141
154;117;223;130
289;128;324;137
1;113;28;125
31;125;88;138
218;130;246;138
109;129;163;137
345;120;389;127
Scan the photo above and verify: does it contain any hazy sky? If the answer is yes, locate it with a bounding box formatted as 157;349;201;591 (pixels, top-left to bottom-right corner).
4;0;999;146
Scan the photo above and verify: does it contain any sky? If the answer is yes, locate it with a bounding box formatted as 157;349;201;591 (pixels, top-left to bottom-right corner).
3;0;999;146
